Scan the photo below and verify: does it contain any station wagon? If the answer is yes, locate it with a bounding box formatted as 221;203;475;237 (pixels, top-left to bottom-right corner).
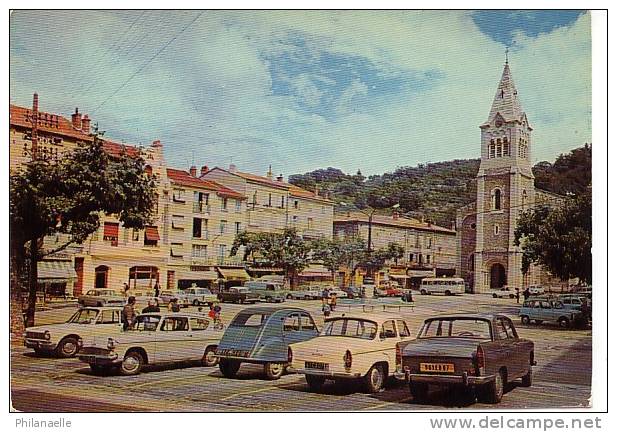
216;306;319;379
519;299;585;328
244;281;288;303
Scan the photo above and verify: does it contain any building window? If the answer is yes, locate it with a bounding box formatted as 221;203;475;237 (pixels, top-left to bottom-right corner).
132;229;140;241
427;237;432;249
489;141;496;159
492;188;502;210
426;255;431;264
173;189;186;203
193;192;209;213
172;215;184;230
494;224;500;235
294;200;299;209
496;138;502;157
170;243;183;258
268;193;272;207
468;255;474;271
280;195;285;209
522;190;528;207
235;199;241;212
292;215;299;224
219;220;227;235
235;221;241;234
95;265;109;288
193;218;202;238
307;217;313;230
221;197;228;211
409;253;414;262
252;191;257;208
191;244;208;258
103;222;119;247
218;244;227;262
144;226;160;247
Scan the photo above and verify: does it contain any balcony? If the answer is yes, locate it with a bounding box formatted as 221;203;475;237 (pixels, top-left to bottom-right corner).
192;202;211;214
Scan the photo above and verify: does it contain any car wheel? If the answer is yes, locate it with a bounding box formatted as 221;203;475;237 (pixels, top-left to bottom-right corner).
265;296;272;303
410;382;428;402
420;289;427;295
286;294;293;300
201;346;218;367
558;317;570;328
264;362;285;380
56;336;79;358
509;294;515;299
119;350;144;376
304;295;311;300
193;299;200;306
363;364;386;393
219;359;241;378
521;367;532;387
520;315;530;325
492;293;498;298
445;290;452;296
305;374;326;391
484;369;505;404
97;302;103;307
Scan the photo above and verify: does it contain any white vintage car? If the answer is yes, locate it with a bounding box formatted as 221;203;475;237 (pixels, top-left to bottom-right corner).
288;312;414;393
78;289;125;307
24;306;123;358
77;312;224;375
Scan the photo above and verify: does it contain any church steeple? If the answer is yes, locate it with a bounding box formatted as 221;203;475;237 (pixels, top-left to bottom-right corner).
484;61;523;126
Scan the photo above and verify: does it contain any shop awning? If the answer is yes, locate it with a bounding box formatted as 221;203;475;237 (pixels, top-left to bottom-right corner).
38;260;77;282
217;267;251;281
145;226;160;241
176;270;219;281
389;274;410;279
408;270;436;278
103;222;119;238
248;267;284;272
299;264;332;278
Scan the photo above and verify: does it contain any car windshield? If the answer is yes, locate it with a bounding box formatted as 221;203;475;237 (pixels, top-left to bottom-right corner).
418;318;492;340
321;318;378;340
133;315;161;331
68;309;99;324
230;312;270;327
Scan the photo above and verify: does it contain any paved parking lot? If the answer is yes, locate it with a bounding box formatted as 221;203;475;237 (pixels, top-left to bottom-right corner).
10;294;592;412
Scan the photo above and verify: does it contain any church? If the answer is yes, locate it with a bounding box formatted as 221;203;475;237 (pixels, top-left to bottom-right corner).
456;58;564;293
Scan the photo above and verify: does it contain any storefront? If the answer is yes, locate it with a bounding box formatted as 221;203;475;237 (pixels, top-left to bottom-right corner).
216;267;251;290
298;264;333;286
37;260;78;300
176;269;219;289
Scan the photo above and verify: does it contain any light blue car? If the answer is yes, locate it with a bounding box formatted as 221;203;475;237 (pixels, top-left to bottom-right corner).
519;299;585;328
215;306;319;380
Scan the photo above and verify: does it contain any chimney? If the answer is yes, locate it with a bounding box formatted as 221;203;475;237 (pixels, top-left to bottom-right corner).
33;93;39;113
229;163;237;173
200;165;209;177
266;165;273;179
71;108;82;130
81;114;91;134
189;166;197;177
151;139;162;147
276;174;284;182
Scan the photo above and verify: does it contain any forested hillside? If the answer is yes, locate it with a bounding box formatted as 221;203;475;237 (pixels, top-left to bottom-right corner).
288;144;591;227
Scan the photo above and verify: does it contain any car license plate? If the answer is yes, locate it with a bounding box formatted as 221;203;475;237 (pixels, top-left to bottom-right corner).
420;362;454;373
305;361;329;370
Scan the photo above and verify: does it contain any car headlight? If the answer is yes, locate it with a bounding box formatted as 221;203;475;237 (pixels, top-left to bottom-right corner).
44;331;51;340
77;338;83;348
107;338;116;350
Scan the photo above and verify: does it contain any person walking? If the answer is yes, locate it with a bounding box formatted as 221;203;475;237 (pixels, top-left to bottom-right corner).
329;293;337;312
168;298;181;312
523;287;531;301
153;281;161;298
122;296;137;331
515;288;521;304
322;302;331;318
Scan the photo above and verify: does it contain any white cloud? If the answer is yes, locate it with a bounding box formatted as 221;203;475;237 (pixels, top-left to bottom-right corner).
9;11;591;176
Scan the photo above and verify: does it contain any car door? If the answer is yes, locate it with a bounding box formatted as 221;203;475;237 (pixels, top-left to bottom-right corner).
189;317;217;359
396;319;413;342
158;316;192;362
282;313;304;347
379;319;399;365
497;317;526;378
297;313;319;341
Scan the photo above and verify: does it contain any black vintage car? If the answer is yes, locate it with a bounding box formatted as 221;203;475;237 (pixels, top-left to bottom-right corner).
217;287;260;304
395;313;535;404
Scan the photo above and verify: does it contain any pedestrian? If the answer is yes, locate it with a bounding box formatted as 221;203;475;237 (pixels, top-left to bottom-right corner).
122;296;137;331
212;304;223;329
123;282;132;299
153;281;161;298
169;298;181;312
142;299;160;313
515;288;520;304
523;288;530;301
207;302;216;320
329;292;337;312
322;302;331;318
321;287;330;304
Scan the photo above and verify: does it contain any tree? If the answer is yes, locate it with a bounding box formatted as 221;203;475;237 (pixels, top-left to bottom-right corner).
311;236;367;282
358;242;406;278
10;134;157;331
514;189;591;284
230;228;311;288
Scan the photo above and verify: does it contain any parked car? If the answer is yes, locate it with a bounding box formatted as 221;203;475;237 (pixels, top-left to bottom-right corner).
289;313;414;393
528;285;545;296
182;287;218;306
216;306;319;380
217;287;260;304
326;287;348;299
24;306;123;358
376;287;404;297
77;312;224;375
492;286;516;299
158;290;190;308
288;288;322;300
342;286;361;299
557;294;589;312
244;281;288;303
519;299;586;328
78;289;125;307
395;314;535;404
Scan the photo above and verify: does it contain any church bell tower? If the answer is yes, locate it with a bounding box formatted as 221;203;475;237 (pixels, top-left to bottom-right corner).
474;56;535;293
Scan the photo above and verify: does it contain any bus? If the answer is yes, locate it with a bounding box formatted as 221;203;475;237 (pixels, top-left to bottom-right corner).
419;277;466;296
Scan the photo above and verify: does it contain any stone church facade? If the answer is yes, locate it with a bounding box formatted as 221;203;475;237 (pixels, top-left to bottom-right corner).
456;61;565;293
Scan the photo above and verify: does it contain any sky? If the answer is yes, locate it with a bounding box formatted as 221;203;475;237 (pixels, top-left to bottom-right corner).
9;10;591;177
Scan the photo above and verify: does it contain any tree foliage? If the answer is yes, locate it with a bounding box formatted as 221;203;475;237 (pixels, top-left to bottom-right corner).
533;144;591;196
10;134;157;328
514;189;592;284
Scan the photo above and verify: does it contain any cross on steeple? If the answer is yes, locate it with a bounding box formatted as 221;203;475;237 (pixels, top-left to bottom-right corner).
505;47;509;65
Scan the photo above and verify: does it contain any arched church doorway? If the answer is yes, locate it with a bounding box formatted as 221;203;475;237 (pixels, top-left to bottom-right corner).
490;263;506;288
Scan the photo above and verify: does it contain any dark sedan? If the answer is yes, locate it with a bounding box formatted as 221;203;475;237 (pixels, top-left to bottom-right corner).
217;287;260;304
395;314;535;404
